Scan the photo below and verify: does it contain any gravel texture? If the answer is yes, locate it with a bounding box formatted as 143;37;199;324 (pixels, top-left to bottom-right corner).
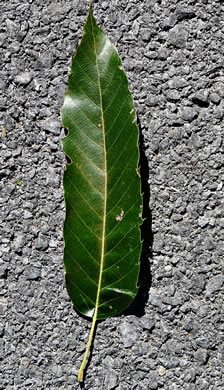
1;0;224;389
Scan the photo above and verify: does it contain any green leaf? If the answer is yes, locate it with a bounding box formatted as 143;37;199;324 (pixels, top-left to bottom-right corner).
61;3;142;382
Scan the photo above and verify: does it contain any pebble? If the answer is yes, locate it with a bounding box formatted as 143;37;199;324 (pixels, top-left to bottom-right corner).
36;51;54;68
25;267;41;280
35;235;49;251
205;275;223;296
183;318;194;332
157;365;166;376
190;275;205;294
194;348;209;364
180;107;198;122
169;26;188;48
119;321;138;347
162;296;183;307
162;15;176;29
23;210;33;219
149;381;158;389
46;167;60;188
168;76;188;89
105;369;118;390
193;89;209;106
140;316;155;331
210;93;221;104
14;72;32;85
43;118;61;135
191;132;201;148
5;18;18;35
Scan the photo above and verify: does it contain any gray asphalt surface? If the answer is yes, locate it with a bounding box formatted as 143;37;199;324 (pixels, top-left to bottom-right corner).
1;0;224;389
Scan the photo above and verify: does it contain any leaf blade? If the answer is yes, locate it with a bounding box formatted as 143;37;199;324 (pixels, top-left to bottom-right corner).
62;6;142;321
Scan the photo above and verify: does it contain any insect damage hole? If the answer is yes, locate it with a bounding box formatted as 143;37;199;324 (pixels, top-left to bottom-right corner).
118;65;123;70
65;153;72;165
116;210;124;221
64;127;69;136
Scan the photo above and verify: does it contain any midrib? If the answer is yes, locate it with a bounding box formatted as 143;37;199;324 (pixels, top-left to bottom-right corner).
77;12;107;382
91;14;107;320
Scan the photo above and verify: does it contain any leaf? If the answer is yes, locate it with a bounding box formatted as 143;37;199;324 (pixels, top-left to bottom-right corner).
61;2;142;382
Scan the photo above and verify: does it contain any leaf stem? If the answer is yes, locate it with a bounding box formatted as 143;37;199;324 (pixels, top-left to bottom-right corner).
77;309;97;382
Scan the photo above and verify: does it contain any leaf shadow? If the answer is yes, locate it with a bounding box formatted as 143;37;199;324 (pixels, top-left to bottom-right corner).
123;117;153;318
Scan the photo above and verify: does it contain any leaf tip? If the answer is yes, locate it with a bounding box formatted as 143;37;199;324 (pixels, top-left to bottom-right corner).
89;0;94;12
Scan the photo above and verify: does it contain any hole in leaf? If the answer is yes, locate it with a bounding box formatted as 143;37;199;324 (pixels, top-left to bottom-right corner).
65;154;72;165
64;127;69;136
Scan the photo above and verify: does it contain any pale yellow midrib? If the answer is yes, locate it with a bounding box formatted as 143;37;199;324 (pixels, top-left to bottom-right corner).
78;12;107;382
92;19;107;322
